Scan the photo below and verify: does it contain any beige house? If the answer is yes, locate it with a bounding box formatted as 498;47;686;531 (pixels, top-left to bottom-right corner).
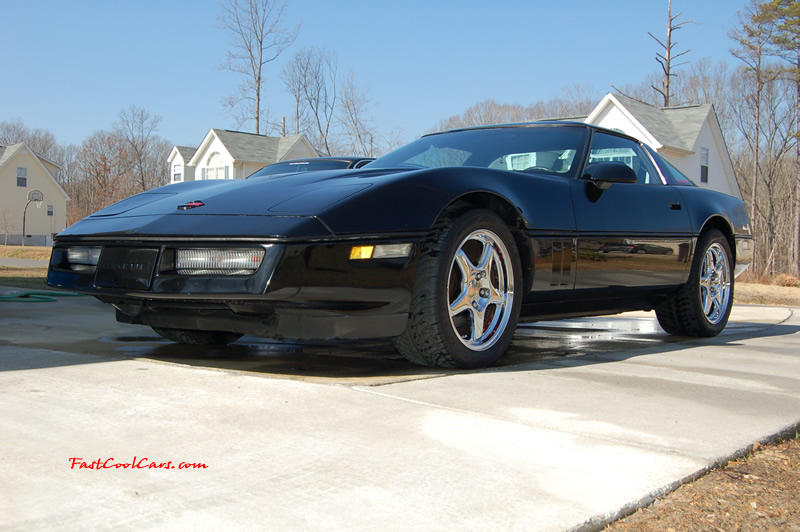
169;129;317;182
584;93;742;199
0;143;69;246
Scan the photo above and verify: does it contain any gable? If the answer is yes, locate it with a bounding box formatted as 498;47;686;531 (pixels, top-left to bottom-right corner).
0;143;69;201
169;145;197;165
586;94;741;199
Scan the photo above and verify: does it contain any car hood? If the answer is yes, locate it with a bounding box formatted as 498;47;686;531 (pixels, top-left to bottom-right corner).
88;168;407;218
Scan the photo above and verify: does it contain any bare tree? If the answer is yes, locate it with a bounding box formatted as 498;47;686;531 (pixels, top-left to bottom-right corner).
219;0;299;135
0;208;13;246
282;46;338;154
115;105;168;192
763;0;800;275
436;86;596;132
339;72;376;157
0;118;61;162
281;45;313;136
649;0;692;106
730;0;781;272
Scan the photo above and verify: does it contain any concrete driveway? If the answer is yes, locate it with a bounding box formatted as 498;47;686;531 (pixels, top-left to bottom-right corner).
1;288;799;531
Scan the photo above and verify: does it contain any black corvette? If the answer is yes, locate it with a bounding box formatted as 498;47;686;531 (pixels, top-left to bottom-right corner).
48;123;753;368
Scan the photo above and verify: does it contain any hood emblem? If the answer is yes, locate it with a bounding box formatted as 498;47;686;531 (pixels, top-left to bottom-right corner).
178;200;205;211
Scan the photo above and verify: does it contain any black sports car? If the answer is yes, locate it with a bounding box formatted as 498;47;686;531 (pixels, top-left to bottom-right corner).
47;123;753;368
248;156;374;178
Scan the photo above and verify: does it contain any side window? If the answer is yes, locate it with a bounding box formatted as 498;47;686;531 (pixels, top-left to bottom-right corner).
700;147;709;183
588;133;662;185
17;167;28;187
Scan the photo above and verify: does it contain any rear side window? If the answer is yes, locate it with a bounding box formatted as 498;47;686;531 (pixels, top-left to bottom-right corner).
645;146;696;186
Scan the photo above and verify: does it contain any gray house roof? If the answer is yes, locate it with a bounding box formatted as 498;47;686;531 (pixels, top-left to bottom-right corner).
609;94;711;152
175;146;197;162
0;143;22;169
211;130;306;163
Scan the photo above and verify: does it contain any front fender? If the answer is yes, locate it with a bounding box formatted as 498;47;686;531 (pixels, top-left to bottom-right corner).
317;167;576;234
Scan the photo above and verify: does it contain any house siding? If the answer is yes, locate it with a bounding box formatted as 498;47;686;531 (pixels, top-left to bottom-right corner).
170;155;185;184
279;142;317;162
195;136;234;180
0;147;68;245
665;122;734;197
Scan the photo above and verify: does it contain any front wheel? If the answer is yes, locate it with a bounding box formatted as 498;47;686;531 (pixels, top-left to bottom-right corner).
656;229;733;337
394;209;522;368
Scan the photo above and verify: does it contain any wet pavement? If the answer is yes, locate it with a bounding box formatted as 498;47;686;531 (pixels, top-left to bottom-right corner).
0;287;781;385
2;286;799;531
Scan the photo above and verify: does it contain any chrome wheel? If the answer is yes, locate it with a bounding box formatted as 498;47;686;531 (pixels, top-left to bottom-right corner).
700;242;731;325
447;229;514;351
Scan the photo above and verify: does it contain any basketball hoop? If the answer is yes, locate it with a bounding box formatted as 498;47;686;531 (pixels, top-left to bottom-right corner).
28;190;43;204
21;190;44;246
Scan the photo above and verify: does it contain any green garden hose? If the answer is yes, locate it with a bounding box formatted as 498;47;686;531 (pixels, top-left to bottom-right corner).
0;290;85;303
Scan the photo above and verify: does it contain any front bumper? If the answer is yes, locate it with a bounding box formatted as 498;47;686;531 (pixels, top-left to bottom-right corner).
48;238;421;340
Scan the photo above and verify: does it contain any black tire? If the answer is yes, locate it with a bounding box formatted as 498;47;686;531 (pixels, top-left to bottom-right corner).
152;327;243;346
656;229;734;337
393;209;522;368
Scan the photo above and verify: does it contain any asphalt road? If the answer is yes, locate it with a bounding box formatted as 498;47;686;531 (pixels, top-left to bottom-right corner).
1;288;799;531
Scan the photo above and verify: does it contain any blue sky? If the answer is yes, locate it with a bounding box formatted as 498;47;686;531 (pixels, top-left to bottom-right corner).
2;0;743;149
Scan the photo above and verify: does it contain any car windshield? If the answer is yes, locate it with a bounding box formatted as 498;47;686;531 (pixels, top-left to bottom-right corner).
249;159;352;178
366;125;589;178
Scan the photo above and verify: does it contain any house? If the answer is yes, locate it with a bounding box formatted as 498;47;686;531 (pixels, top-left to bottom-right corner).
0;143;69;246
171;129;317;182
167;146;197;184
584;93;742;199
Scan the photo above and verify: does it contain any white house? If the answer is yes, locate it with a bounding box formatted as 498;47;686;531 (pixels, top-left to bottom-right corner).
167;146;197;184
0;143;69;245
584;93;742;199
176;129;317;181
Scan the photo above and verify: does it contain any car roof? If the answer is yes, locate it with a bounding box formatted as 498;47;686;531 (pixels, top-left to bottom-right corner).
276;156;373;164
426;121;636;142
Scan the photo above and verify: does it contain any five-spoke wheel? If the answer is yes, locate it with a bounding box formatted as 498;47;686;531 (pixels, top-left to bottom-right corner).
393;209;522;368
656;229;734;337
447;229;515;352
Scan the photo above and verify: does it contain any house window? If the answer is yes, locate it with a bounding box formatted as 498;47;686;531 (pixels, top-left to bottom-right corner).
205;152;228;179
172;163;183;183
17;167;27;187
47;205;54;217
700;147;709;184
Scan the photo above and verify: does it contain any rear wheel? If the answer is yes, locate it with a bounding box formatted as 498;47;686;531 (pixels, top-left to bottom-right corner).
152;327;243;346
656;229;733;337
394;209;522;368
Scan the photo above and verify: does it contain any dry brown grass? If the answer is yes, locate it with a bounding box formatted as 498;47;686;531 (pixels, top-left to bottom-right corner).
736;283;800;307
0;245;51;261
2;256;800;307
0;267;49;290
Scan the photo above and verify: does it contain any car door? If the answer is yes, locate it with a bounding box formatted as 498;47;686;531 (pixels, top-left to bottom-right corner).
570;131;693;292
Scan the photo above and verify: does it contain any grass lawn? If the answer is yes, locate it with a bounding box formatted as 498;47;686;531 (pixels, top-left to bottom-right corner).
0;245;51;261
0;267;49;290
2;244;799;306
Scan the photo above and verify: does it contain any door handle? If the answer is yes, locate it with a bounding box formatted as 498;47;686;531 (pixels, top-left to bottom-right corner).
669;203;682;210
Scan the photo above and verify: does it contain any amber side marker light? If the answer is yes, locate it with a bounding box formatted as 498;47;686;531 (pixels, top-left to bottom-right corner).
350;244;412;260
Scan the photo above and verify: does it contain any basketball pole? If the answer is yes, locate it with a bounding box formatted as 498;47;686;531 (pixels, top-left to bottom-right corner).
22;197;33;246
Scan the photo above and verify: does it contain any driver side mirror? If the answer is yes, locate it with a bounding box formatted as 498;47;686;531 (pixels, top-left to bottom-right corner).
582;162;637;190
